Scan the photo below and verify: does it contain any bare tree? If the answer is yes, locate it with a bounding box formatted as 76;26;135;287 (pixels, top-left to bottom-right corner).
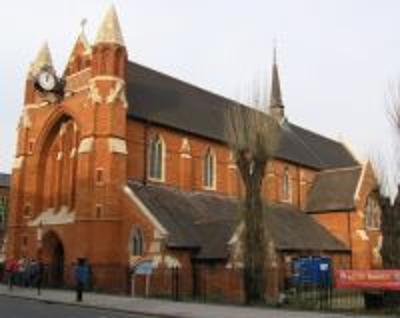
378;86;400;270
225;88;281;304
373;86;400;306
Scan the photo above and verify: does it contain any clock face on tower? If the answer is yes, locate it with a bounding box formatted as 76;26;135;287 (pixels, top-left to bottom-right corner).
37;69;57;92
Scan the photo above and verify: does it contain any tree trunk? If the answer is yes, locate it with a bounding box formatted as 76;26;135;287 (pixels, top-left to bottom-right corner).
238;157;266;304
379;189;400;306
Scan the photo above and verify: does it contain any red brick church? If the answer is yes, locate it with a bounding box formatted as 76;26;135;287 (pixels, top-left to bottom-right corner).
6;5;382;298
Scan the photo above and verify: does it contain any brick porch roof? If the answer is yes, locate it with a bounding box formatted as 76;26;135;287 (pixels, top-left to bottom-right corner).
128;180;349;260
305;166;362;213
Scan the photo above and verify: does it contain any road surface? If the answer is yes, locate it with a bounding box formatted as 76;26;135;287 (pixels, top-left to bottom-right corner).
0;295;156;318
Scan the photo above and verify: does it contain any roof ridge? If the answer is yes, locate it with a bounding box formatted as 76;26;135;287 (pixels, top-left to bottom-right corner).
319;165;362;173
289;123;342;145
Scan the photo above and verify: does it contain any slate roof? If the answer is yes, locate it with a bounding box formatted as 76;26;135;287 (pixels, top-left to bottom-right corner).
128;180;348;260
305;166;362;213
0;173;10;188
126;62;358;170
265;203;348;252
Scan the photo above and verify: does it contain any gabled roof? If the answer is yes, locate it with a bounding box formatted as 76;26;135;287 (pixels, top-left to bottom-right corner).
127;180;348;260
126;62;358;170
305;166;362;213
0;173;10;188
265;203;348;252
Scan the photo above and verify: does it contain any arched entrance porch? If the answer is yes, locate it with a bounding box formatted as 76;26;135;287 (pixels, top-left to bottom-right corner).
41;231;65;287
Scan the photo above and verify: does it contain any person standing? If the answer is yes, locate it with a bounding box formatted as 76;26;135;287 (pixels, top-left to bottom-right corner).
5;258;17;290
29;259;37;288
74;258;89;302
17;257;24;286
35;259;44;296
24;258;32;287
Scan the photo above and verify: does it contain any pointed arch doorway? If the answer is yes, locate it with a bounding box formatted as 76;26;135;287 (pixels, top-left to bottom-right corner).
42;231;65;287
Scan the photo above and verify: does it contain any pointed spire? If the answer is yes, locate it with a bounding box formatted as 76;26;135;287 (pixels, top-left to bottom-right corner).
270;45;283;108
269;44;285;120
70;19;91;57
95;5;125;46
29;42;53;76
78;18;91;53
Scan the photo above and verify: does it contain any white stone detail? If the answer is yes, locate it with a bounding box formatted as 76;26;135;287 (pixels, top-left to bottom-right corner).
64;91;73;98
164;255;181;268
180;138;191;153
226;262;244;269
149;241;161;254
179;138;191;158
106;80;127;108
91;75;123;82
108;138;127;154
373;235;383;261
356;229;369;241
56;152;63;161
59;124;66;136
88;81;103;104
25;104;39;110
152;255;181;269
78;137;94;154
13;156;24;170
39;101;50;107
354;162;368;201
28;206;75;226
95;5;125;46
228;222;244;245
21;110;32;128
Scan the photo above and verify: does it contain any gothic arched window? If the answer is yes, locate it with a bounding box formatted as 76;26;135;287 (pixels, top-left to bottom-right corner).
365;195;381;229
132;228;144;256
148;135;165;181
282;166;291;202
203;148;216;189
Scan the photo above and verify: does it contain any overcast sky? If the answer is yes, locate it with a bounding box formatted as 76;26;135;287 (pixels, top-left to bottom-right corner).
0;0;398;173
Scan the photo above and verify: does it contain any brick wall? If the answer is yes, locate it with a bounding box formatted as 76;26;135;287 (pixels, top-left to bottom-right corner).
126;120;318;208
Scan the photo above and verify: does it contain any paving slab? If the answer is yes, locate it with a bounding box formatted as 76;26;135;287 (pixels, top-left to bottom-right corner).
0;285;383;318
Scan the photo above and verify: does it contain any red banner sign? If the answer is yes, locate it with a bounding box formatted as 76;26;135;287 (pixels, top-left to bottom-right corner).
335;270;400;290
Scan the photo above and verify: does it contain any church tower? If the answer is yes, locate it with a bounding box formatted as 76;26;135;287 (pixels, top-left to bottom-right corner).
269;47;285;121
6;43;55;258
71;4;129;262
7;5;130;273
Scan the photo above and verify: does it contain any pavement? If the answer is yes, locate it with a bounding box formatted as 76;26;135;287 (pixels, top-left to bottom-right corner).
0;296;149;318
0;284;385;318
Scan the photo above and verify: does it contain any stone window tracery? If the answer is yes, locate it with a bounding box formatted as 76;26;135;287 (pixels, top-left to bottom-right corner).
132;228;144;256
148;135;165;181
203;148;216;189
365;195;381;230
282;166;291;202
40;117;80;212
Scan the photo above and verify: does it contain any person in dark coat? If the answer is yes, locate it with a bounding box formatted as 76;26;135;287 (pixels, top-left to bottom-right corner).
30;259;44;295
75;258;89;302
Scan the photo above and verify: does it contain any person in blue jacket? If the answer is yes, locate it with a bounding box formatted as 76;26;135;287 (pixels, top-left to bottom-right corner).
75;258;89;302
